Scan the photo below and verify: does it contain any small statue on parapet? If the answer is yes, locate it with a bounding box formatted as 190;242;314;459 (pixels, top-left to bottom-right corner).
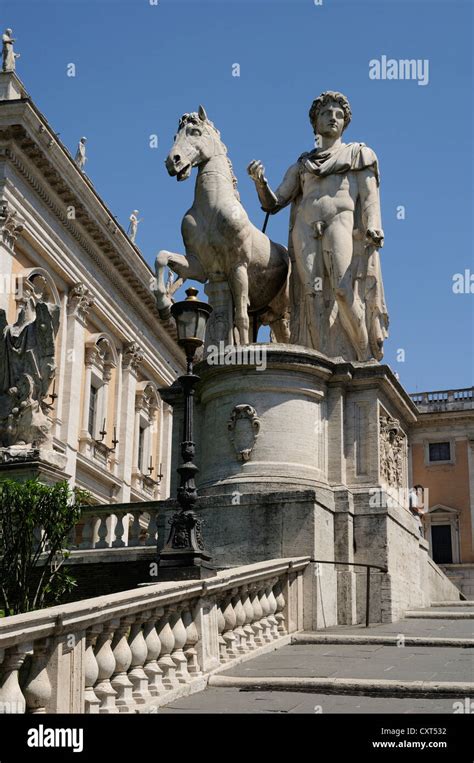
2;29;20;73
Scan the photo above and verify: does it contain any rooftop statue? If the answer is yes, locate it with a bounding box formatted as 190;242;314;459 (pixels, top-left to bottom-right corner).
75;137;87;171
2;29;20;73
248;91;389;361
128;210;142;243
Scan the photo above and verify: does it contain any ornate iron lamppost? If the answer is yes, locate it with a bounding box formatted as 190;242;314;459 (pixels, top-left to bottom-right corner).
158;287;215;579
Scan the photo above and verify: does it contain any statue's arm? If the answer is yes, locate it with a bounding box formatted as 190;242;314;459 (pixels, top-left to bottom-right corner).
247;161;300;214
357;168;384;247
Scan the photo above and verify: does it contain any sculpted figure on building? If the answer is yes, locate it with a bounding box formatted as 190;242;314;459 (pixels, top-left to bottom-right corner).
0;275;60;448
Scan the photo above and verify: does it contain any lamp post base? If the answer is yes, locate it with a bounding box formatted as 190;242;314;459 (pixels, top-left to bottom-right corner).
157;550;217;580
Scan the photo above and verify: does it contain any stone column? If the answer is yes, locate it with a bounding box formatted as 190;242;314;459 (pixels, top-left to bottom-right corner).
0;201;24;315
326;380;348;486
159;402;173;499
61;283;95;482
117;342;143;502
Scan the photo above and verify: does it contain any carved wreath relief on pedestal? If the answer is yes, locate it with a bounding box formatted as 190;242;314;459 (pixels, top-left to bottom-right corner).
227;404;260;462
379;412;406;488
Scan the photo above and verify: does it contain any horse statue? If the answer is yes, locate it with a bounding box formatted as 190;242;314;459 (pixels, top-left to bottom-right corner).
154;106;290;345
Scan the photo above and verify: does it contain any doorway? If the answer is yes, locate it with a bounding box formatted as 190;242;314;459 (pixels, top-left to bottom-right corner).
431;524;453;564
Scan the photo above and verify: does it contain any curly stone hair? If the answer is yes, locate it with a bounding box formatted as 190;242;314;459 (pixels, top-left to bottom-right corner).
309;91;352;135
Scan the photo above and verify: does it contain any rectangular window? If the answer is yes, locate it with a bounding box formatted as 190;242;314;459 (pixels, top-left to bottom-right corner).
88;385;98;437
138;425;146;472
429;442;451;462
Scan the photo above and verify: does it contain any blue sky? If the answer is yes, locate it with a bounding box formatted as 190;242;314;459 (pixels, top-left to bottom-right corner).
3;0;473;392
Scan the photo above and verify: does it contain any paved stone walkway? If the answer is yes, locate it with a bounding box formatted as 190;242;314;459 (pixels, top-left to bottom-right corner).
159;605;474;714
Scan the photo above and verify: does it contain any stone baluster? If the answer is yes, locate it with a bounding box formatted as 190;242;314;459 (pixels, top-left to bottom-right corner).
145;511;158;547
216;601;228;663
128;614;152;705
32;526;44;553
67;523;78;549
241;586;257;651
0;644;31;714
111;617;134;712
222;592;238;659
182;605;201;677
79;515;94;549
156;608;178;689
266;581;279;639
259;585;273;643
169;606;190;683
128;512;141;547
112;512;126;548
84;626;101;713
23;639;52;714
273;579;287;634
143;607;165;696
94;620;118;713
231;589;247;654
249;587;265;646
95;516;109;549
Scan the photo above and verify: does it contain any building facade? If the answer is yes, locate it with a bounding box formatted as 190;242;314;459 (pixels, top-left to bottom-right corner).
0;70;185;504
409;387;474;597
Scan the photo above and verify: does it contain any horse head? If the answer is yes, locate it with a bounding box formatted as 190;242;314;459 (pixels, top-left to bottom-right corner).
165;105;222;181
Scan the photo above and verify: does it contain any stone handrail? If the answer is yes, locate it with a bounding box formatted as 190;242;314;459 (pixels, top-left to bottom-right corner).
0;557;309;713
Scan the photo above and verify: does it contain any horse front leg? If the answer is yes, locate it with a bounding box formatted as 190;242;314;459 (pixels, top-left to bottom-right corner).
154;250;206;318
230;263;250;345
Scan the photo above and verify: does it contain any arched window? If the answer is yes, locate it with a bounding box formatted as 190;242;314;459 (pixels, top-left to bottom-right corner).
80;334;118;454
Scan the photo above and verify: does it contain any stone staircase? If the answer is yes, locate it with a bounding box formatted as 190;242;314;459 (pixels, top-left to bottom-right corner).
158;601;474;714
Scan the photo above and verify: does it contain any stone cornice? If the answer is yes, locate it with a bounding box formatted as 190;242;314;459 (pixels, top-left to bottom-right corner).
0;99;181;365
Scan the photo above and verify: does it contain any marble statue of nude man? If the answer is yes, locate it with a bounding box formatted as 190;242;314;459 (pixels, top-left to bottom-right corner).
248;91;388;361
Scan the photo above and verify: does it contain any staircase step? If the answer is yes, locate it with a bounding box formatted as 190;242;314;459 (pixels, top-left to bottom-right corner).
208;674;474;698
292;633;474;648
405;611;474;619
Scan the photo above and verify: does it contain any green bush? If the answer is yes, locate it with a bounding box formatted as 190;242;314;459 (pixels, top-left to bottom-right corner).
0;479;89;615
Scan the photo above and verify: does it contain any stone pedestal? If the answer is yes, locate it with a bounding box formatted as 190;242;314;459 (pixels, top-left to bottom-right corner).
0;445;69;484
0;71;28;102
158;345;459;624
163;344;416;498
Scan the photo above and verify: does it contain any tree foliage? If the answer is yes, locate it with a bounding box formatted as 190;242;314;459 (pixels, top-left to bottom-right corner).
0;479;88;615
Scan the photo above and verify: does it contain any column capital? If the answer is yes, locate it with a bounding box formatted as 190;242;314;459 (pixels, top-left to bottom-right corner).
122;341;144;374
67;282;95;324
0;201;24;253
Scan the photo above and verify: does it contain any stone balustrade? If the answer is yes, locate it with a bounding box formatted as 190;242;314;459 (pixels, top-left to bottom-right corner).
0;557;308;713
410;387;474;412
67;505;159;550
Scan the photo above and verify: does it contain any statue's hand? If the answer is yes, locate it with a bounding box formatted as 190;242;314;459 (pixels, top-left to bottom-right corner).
366;228;384;248
247;160;267;185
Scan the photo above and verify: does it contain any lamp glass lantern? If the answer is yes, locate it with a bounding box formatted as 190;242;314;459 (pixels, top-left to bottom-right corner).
171;287;212;360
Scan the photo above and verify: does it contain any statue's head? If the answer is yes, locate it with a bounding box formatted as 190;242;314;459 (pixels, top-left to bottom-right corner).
166;105;224;181
309;91;352;140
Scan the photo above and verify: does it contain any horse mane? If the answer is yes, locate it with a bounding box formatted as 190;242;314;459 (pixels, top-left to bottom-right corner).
178;113;240;199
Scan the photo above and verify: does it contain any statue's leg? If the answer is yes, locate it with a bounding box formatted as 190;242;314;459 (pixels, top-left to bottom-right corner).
292;222;324;350
323;222;369;360
264;282;291;343
229;263;250;345
154;250;206;318
156;250;206;282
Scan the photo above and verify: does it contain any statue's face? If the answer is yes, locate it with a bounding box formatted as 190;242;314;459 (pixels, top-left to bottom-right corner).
166;120;216;181
315;99;345;139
